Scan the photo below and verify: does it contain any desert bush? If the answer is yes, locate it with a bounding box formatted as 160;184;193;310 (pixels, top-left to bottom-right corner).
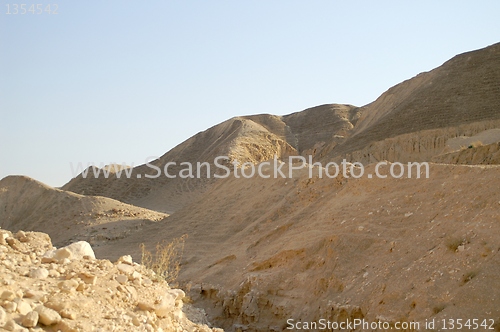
140;235;187;283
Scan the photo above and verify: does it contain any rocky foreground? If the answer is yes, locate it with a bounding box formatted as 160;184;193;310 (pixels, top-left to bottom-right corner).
0;228;222;332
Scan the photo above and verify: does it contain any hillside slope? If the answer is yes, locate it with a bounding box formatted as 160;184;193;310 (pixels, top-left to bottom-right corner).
62;104;359;212
90;163;500;331
319;42;500;163
62;44;500;212
0;176;166;248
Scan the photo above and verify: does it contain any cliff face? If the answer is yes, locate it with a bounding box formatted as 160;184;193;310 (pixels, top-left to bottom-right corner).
338;119;500;165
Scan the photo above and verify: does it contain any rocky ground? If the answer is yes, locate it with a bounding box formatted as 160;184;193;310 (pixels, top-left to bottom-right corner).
0;228;222;332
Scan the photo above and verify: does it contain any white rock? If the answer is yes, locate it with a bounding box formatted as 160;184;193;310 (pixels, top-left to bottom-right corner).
23;290;47;302
34;305;61;326
44;241;95;261
168;289;185;302
16;299;32;315
49;269;60;278
29;267;49;279
116;274;128;284
60;258;71;265
1;290;15;301
131;271;142;281
64;241;95;259
154;293;176;318
117;255;133;265
4;301;17;313
54;248;73;261
137;302;155;312
58;279;79;293
21;311;39;328
60;308;77;320
16;230;28;242
0;306;7;327
116;263;135;275
3;319;17;331
142;278;153;287
79;272;97;285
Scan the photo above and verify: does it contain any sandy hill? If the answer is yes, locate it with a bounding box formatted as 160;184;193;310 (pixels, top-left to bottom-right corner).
0;175;166;249
3;42;500;331
319;42;500;164
62;104;360;213
62;43;500;215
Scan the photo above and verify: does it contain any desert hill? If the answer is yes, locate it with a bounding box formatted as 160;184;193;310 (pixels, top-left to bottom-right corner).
320;42;500;164
89;162;500;331
62;43;500;215
2;42;500;331
0;175;166;248
62;104;360;213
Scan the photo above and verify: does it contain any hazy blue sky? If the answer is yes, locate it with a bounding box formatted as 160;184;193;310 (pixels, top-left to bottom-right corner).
1;1;499;186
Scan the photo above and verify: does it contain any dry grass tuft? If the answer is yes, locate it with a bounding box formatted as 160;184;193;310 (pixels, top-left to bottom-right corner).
140;235;187;283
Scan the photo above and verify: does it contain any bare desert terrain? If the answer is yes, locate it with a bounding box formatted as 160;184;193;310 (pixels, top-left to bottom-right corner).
1;42;500;331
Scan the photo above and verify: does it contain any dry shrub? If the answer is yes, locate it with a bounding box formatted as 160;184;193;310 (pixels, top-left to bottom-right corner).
140;235;187;283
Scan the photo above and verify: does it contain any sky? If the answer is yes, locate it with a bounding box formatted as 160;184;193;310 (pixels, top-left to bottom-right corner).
1;1;499;187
